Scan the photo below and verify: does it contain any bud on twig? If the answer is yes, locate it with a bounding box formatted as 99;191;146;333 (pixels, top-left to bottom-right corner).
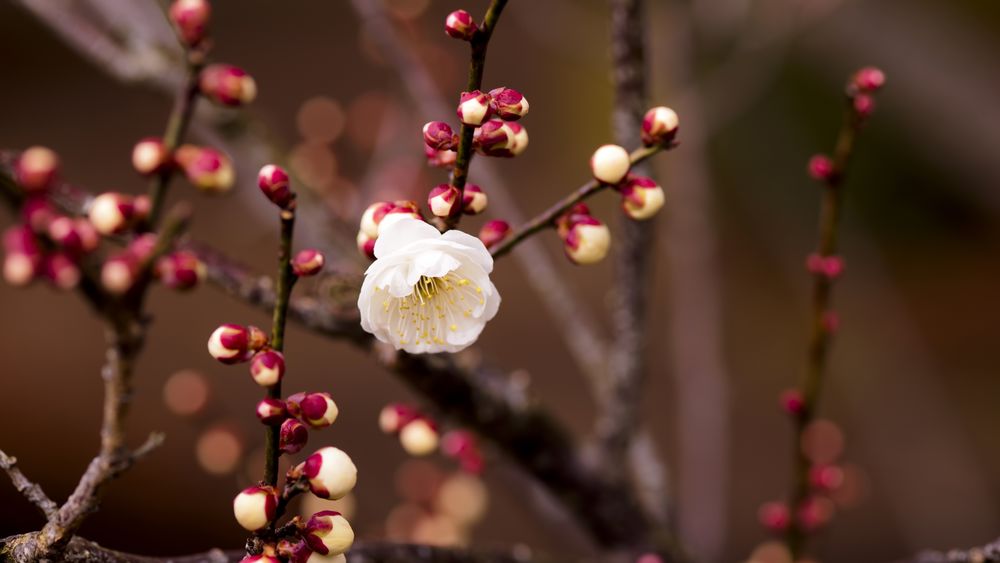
88;192;136;236
304;511;355;556
250;349;286;387
641;106;679;146
21;197;56;233
3;226;41;286
44;252;81;290
399;418;439;456
444;9;477;41
359;201;393;239
356;231;376;261
208;323;259;364
378;403;417;434
156;250;206;291
806;253;844;279
809;464;844;492
462;184;488;215
101;252;139;295
280;418;309;454
563;216;611;265
808;154;834;181
780;388;805;417
233;485;278;531
169;0;211;47
176;145;234;193
488;87;529;121
258;164;293;209
299;392;339;429
758;501;790;533
425;146;457;168
441;430;484;474
852;66;886;93
619;176;665;221
256;398;287;425
304;447;358;500
422;121;458;151
199;64;257;107
457;91;492;126
48;216;99;256
132;137;171;176
428;184;462;218
292;249;325;277
478;220;510;250
590;144;631;185
15;146;59;193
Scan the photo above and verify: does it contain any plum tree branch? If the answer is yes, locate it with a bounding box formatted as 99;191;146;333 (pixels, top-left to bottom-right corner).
0;451;58;520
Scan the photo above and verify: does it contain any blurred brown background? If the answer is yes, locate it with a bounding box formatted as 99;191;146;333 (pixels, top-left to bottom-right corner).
2;0;1000;561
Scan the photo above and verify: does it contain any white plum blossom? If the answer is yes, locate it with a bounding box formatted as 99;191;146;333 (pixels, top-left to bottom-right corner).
358;215;500;354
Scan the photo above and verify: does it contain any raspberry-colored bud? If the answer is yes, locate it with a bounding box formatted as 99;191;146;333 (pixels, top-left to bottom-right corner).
44;252;81;290
299;392;339;429
292;249;325;277
806;253;844;279
276;540;313;563
256;398;287;425
853;66;885;93
457;91;492;126
808;154;834;181
359;201;394;239
250;349;285;387
478;219;510;250
356;231;376;260
126;233;158;263
425;146;458;168
168;0;211;47
758;501;790;532
304;511;355;556
427;184;462;217
444;9;477;41
233;485;278;531
399;418;439;456
590;144;631;185
797;497;834;532
619;176;665;220
132;137;171;176
285;392;306;418
156;250;205;290
175;145;234;193
474;119;514;151
563;216;611;265
488;87;529;121
556;202;594;239
199;64;257;107
809;464;845;492
462;184;488;215
304;447;358;500
382;201;423;227
15;146;59;193
853;93;876;118
441;430;484;474
780;388;805;416
134;195;152;222
641;106;680;146
422;121;458;151
101;252;139;295
88;192;136;236
47;216;98;256
378;403;418;434
280;418;309;455
208;323;254;364
21;197;57;233
257;164;293;208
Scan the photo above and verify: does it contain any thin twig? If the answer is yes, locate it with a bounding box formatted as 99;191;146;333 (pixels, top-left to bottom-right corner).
0;451;59;520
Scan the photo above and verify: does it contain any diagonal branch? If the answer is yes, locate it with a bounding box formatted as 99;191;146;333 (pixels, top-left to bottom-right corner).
0;451;58;520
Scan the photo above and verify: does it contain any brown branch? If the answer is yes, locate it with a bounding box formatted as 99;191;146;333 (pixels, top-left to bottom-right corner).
907;538;1000;563
0;451;58;520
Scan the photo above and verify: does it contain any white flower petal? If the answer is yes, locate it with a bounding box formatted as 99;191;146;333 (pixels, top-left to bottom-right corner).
373;215;441;258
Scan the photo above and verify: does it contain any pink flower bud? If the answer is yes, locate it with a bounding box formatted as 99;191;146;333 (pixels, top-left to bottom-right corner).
359;201;394;239
304;510;355;556
422;121;458;151
590;144;631;184
474;119;513;151
427;184;462;217
506;121;529;156
233;485;278;531
853;93;876;118
478;219;510;250
2;226;41;286
488;87;529;121
101;252;139;295
256;398;287;425
126;233;158;263
378;403;418;434
43;252;81;290
441;430;484;474
805;253;844;279
619;176;665;220
250;349;285;387
299;392;339;429
563;216;611;265
425;146;457;168
208;323;254;364
758;501;790;532
444;9;477;41
176;145;234;193
462;184;488;215
304;447;358;500
779;388;805;416
168;0;211;47
382;200;423;227
853;66;885;93
21;197;57;233
808;154;834;181
156;250;205;291
199;64;257;107
556;203;593;239
88;192;136;236
809;464;844;492
292;249;325;277
134;195;152;222
258;164;293;209
356;231;376;261
280;418;309;455
15;147;59;193
399;418;439;456
797;497;834;532
641;106;679;146
132;137;171;176
457;91;493;126
47;216;98;256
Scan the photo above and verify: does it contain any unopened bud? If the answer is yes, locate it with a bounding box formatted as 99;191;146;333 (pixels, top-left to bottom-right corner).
780;388;805;416
641;106;679;146
474;119;515;153
233;485;278;531
853;93;875;119
359;201;394;239
280;418;309;455
2;226;41;286
304;510;355;556
15;147;59;193
304;447;358;500
797;497;834;532
556;202;593;238
457;91;492;126
250;349;285;387
428;184;462;217
444;9;477;41
156;250;205;290
21;197;57;233
506;121;529;156
590;144;631;185
168;0;211;47
208;323;254;364
399;418;439;456
200;64;257;107
256;398;287;425
176;145;234;193
88;192;136;236
852;66;885;93
44;252;81;290
422;121;458;151
258;164;294;209
425;146;457;168
127;233;158;263
806;253;844;279
132;137;171;176
563;216;611;265
809;464;845;492
808;154;835;181
488;87;529;121
462;184;488;215
441;430;484;474
292;249;325;277
478;220;510;250
619;176;665;220
299;392;339;429
48;216;99;256
381;201;422;228
356;231;376;260
101;253;139;295
378;403;417;434
758;501;790;532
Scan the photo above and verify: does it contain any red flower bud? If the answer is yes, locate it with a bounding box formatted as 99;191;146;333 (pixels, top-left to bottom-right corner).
304;447;358;500
422;121;458;151
15;146;59;193
563;216;611;265
359;201;394;238
444;10;477;41
853;93;876;119
88;192;136;236
43;252;81;290
199;64;257;107
292;249;325;277
462;184;488;215
809;464;845;492
280;418;309;454
806;253;844;279
168;0;211;47
156;250;205;291
176;145;234;193
619;175;665;221
303;510;355;556
488;87;529;121
250;349;285;387
641;106;679;146
132;137;171;176
425;145;458;168
779;388;805;416
478;219;510;250
428;184;462;218
21;197;57;233
233;485;278;531
258;164;293;208
299;392;339;429
378;403;418;434
758;501;790;533
457;90;492;126
808;154;834;181
101;252;140;295
256;398;287;425
356;231;376;261
590;144;631;184
852;66;885;93
556;203;593;239
208;323;255;364
47;216;99;256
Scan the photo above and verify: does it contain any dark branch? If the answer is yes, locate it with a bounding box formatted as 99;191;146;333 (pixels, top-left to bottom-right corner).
0;451;58;520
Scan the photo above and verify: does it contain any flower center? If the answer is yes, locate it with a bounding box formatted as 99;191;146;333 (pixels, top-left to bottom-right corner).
377;271;485;348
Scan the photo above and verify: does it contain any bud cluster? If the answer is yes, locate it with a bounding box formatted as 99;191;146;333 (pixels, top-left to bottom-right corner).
846;66;886;120
556;203;611;265
356;200;423;260
441;429;485;474
616;175;665;221
379;403;441;457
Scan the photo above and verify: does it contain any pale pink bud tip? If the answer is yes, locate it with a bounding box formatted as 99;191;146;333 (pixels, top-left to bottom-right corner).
806;253;844;279
292;249;325;277
758;501;790;532
809;464;845;492
88;192;136;236
797;497;834;532
425;146;458;168
156;250;205;291
427;184;462;217
400;418;439;456
176;145;234;193
563;216;611;265
478;220;511;249
444;9;478;41
250;349;286;387
101;253;139;295
199;64;257;107
208;323;255;364
304;447;358;500
853;94;876;118
169;0;211;47
378;403;418;434
255;398;288;425
853;66;886;92
232;485;278;531
304;510;355;556
258;164;293;208
441;430;484;474
15;146;60;193
422;121;458;151
280;418;309;454
488;87;529;121
47;216;99;256
457;90;493;126
619;176;665;221
641;106;679;146
808;154;835;181
132;137;171;176
590;144;631;185
779;388;806;416
44;252;81;290
462;184;488;215
299;392;339;429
